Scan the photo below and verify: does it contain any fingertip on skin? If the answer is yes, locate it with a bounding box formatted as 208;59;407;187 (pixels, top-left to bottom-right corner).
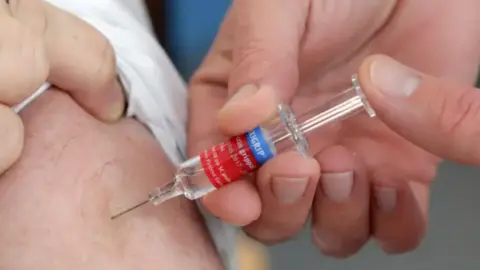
0;105;24;173
201;180;262;226
73;79;126;123
217;85;278;135
101;80;126;122
44;5;125;123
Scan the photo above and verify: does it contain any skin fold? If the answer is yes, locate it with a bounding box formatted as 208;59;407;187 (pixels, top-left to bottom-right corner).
0;89;224;270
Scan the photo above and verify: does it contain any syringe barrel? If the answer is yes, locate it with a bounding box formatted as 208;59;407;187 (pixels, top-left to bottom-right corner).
259;75;375;156
178;75;375;199
295;82;376;137
171;127;277;201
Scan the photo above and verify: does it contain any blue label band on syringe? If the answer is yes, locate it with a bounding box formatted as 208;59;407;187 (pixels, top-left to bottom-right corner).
246;126;275;164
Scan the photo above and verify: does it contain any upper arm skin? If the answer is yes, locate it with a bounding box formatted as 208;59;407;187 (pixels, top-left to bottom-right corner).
0;89;224;270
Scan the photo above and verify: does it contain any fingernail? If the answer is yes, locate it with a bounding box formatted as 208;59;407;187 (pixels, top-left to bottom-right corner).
107;81;126;121
225;84;258;107
272;177;309;204
370;57;421;97
376;240;397;254
374;187;397;212
312;230;343;251
321;172;354;202
109;101;125;121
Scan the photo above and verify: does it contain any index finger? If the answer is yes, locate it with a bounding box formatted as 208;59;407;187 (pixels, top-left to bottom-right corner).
1;1;124;122
43;2;125;122
215;0;309;136
188;9;263;226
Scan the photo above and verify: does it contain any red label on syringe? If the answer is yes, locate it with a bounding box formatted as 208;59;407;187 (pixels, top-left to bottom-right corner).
200;126;275;188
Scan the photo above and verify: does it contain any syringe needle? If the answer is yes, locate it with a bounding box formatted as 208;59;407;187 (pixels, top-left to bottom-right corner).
110;199;150;220
110;179;182;220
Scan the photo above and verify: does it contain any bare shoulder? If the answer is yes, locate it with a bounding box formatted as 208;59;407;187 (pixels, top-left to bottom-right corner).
0;89;224;270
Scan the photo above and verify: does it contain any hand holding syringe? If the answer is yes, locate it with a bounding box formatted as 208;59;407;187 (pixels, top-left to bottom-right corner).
111;75;376;219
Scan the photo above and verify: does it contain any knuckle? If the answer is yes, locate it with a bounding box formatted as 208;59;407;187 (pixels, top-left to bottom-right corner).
437;89;480;162
437;89;477;134
189;52;230;94
231;40;272;87
237;40;271;65
230;38;297;96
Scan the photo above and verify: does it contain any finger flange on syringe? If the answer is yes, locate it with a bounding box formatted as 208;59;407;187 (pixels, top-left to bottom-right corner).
111;75;376;219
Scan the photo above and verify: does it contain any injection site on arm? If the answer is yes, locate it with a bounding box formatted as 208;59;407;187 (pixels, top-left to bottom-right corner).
0;88;225;270
41;1;238;268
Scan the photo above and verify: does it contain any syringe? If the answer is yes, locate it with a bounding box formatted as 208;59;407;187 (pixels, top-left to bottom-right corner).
110;75;376;220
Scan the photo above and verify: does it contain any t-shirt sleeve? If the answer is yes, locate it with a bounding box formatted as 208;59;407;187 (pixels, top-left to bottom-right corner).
45;0;187;165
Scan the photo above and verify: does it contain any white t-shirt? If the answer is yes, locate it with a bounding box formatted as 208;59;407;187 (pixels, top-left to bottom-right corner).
41;0;238;269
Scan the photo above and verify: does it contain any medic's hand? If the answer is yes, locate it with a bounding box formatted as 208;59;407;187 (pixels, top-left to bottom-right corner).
0;1;124;175
188;0;479;257
1;1;124;120
359;55;480;166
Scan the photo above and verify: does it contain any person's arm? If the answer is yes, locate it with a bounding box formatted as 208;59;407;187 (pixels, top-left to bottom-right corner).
0;0;128;197
0;88;224;270
42;1;238;268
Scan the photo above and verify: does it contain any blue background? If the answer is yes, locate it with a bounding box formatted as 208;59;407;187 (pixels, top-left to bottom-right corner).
164;0;231;80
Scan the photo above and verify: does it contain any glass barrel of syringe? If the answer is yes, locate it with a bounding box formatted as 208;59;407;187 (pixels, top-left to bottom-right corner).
152;77;375;204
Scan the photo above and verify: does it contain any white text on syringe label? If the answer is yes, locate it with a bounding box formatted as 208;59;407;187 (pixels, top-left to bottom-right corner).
199;126;275;188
